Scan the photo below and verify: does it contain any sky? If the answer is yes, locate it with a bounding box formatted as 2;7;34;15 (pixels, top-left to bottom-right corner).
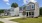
0;0;42;9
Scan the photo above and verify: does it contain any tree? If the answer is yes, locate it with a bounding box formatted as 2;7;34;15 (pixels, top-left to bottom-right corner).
0;10;4;16
11;3;18;8
40;7;42;15
22;10;26;19
0;10;4;13
11;3;19;16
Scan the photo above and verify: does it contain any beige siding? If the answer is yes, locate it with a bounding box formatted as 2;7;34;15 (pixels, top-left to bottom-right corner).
34;2;39;17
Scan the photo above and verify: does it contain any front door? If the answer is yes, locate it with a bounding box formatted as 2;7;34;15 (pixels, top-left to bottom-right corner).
27;12;28;17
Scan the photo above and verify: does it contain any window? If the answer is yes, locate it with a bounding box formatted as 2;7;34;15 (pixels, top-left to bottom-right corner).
29;12;34;15
29;12;31;15
26;5;31;10
31;4;35;9
32;12;34;15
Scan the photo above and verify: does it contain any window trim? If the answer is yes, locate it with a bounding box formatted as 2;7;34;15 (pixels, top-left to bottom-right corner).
31;4;35;9
32;12;34;15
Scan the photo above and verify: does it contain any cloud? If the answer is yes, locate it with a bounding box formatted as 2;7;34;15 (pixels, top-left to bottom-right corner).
23;0;37;4
29;0;37;2
23;0;27;4
3;0;10;5
3;0;9;3
6;3;10;5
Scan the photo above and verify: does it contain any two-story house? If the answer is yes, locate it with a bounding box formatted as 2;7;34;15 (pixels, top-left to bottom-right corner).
19;2;39;17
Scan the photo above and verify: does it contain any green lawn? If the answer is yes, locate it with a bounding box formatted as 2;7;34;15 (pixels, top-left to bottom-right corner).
0;21;4;23
10;17;42;23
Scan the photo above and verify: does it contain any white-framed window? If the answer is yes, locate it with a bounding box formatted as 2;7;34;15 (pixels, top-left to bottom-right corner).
32;12;34;15
31;4;35;9
26;5;31;10
29;12;34;15
29;12;31;15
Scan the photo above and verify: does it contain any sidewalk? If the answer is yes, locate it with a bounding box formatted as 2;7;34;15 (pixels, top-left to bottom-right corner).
0;17;20;23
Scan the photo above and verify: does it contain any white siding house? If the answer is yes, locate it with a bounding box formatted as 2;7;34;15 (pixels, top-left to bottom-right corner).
19;2;39;17
10;7;19;16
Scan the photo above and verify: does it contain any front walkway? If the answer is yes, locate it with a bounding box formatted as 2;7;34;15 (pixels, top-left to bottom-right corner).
0;17;20;23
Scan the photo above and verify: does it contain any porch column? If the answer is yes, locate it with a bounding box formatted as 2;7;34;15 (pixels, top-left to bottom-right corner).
28;12;29;17
31;12;32;16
